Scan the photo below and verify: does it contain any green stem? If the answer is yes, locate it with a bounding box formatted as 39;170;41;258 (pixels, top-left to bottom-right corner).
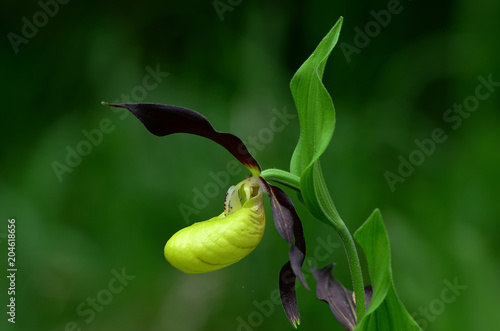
261;167;366;321
337;219;366;321
260;168;301;192
312;168;366;321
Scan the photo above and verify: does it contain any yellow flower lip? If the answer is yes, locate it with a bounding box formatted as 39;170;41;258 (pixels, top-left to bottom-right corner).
164;176;265;274
102;102;307;327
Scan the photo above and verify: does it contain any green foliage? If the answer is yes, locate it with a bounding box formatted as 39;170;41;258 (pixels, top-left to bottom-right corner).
2;1;499;330
289;18;422;328
287;17;369;322
354;209;421;330
289;17;344;228
290;17;342;177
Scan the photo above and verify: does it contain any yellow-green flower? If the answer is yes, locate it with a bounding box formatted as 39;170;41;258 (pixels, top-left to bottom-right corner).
165;176;265;273
104;102;308;327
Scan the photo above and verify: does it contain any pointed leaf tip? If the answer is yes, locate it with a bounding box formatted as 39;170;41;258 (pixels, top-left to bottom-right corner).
279;262;301;328
353;209;422;330
290;17;343;177
293;317;300;329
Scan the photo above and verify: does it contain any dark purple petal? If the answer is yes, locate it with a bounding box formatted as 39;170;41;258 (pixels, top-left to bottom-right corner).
103;103;261;173
261;180;308;289
312;264;356;330
311;264;373;330
279;262;300;328
258;178;308;327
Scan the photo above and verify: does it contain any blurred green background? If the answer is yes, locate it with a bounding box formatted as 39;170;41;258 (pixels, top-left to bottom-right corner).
1;0;499;330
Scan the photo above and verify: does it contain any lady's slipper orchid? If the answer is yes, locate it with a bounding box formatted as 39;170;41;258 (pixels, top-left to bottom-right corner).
103;102;308;326
165;176;265;274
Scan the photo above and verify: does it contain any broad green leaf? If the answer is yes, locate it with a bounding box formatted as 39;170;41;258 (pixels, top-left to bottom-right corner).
290;17;342;177
288;18;346;229
353;209;422;331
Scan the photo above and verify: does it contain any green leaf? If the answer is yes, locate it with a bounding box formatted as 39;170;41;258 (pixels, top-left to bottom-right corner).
288;17;345;228
300;161;368;320
288;18;368;320
290;17;342;177
353;209;422;330
299;161;339;226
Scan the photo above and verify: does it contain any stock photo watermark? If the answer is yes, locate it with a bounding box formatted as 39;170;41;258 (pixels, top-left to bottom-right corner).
340;0;404;63
178;106;296;224
51;65;169;183
7;0;71;54
65;268;135;331
411;277;467;330
5;218;17;324
385;74;499;192
236;235;340;330
212;0;244;21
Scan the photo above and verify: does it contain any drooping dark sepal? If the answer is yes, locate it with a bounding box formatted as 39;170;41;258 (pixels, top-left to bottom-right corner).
259;178;308;326
266;183;308;289
311;264;373;331
279;262;300;328
103;103;261;174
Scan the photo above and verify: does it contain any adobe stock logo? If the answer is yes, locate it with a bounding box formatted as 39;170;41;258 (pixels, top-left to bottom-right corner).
339;0;404;63
411;278;467;330
178;107;296;224
52;65;169;183
7;0;71;54
65;268;135;331
384;74;499;192
212;0;243;21
236;235;340;330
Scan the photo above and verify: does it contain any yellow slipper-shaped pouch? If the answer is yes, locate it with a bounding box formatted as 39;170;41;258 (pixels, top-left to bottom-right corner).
164;176;265;273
